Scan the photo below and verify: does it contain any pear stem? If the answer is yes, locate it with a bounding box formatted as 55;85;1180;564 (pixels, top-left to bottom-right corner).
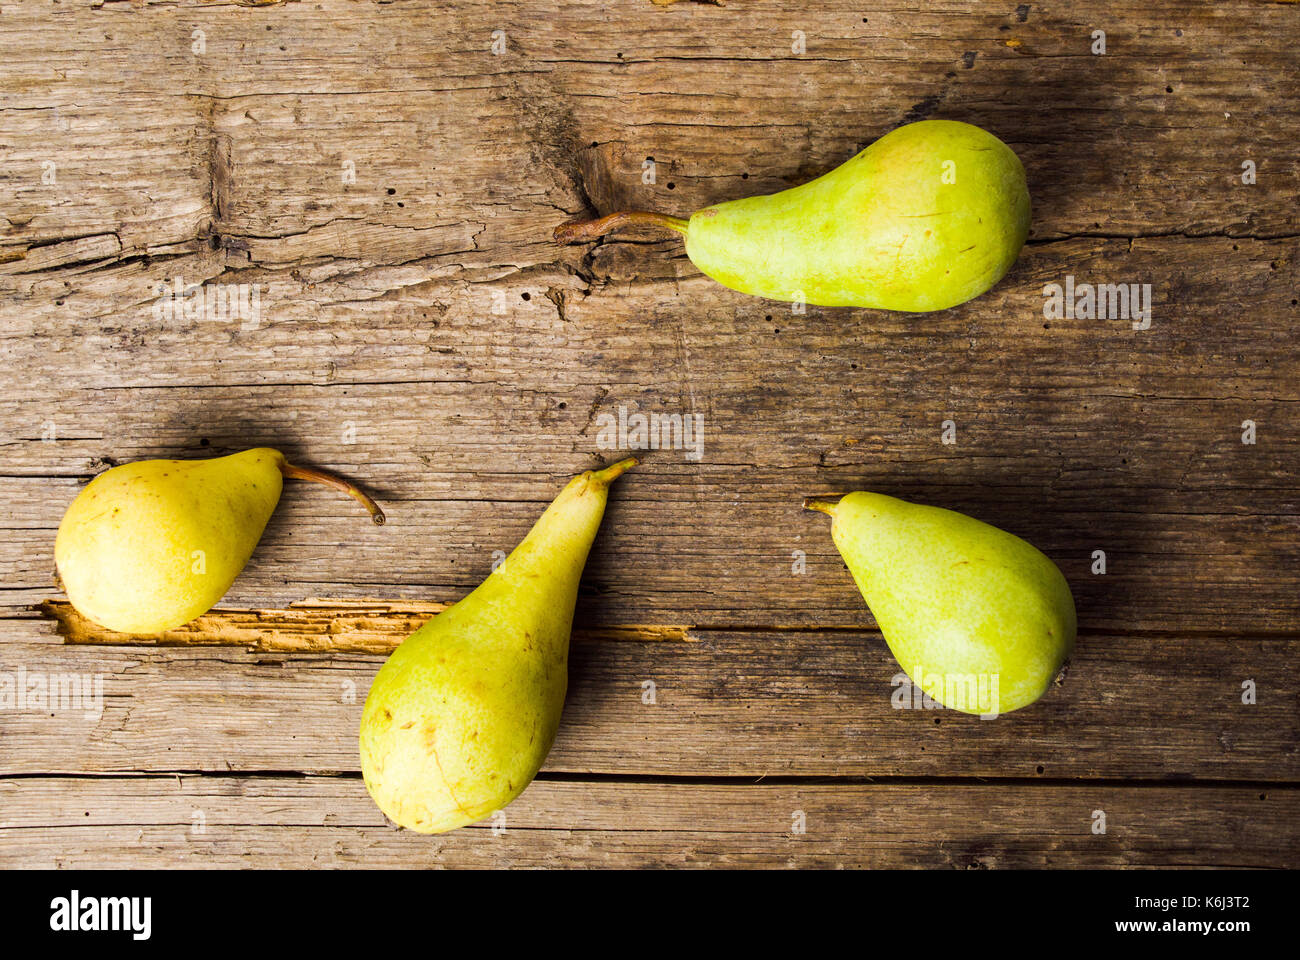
279;461;386;525
553;211;689;244
803;497;840;516
592;457;637;485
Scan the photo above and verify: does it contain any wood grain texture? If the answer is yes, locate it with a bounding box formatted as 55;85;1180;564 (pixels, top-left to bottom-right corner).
1;776;1293;869
1;0;1296;261
1;0;1297;867
2;235;1297;631
3;619;1294;780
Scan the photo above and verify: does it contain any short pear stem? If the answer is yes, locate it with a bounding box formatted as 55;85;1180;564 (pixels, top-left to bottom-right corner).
553;211;689;244
279;461;386;525
803;497;840;516
592;457;637;485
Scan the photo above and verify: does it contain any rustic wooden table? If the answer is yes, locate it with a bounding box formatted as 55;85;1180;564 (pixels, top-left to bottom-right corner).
2;1;1297;869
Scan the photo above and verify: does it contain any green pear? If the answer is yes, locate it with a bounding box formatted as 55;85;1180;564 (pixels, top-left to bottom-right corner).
805;492;1075;716
555;120;1029;312
55;448;384;634
359;458;635;834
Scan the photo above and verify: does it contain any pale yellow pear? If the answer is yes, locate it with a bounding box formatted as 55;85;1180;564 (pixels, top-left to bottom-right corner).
806;492;1075;716
359;458;635;834
55;448;384;634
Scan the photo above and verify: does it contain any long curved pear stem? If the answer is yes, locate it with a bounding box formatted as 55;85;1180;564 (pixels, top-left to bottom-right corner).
279;461;386;525
803;498;841;516
592;457;637;484
553;211;689;245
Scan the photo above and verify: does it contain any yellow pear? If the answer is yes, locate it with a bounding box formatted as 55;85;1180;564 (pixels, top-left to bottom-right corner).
805;492;1075;716
359;458;635;833
54;448;384;634
555;120;1030;312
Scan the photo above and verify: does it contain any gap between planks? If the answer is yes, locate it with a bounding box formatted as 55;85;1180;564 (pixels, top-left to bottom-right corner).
32;600;1300;649
5;769;1296;791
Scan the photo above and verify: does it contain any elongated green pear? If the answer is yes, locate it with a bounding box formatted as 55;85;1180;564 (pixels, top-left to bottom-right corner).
805;492;1075;716
555;120;1029;312
55;448;384;634
359;458;635;834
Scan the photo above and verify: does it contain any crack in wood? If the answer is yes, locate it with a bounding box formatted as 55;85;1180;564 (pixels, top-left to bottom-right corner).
37;598;697;652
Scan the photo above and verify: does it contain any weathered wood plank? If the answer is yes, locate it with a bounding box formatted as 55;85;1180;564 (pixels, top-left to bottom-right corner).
3;237;1296;396
4;453;1296;632
3;235;1298;630
1;0;1295;269
0;775;1293;868
2;618;1294;780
